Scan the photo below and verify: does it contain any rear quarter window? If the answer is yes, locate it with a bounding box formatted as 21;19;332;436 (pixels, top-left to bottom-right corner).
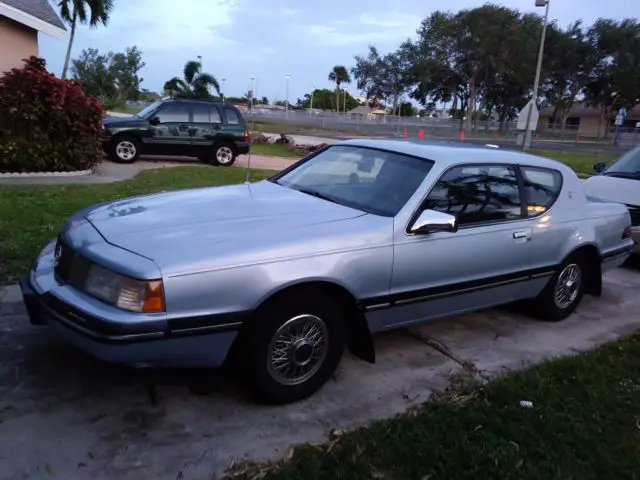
224;107;242;125
522;166;563;216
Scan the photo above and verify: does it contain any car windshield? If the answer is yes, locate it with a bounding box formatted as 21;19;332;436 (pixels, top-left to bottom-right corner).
271;145;434;217
603;147;640;178
134;101;162;119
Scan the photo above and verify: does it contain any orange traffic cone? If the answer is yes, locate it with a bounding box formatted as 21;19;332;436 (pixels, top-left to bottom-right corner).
459;130;465;142
403;128;407;139
418;128;424;140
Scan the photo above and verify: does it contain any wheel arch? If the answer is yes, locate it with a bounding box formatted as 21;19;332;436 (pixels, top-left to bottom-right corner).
564;243;602;296
228;280;375;365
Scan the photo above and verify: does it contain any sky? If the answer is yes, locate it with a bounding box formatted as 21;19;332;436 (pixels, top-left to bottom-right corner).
39;0;640;103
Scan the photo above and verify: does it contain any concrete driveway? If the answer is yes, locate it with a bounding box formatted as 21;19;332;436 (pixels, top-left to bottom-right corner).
1;265;639;480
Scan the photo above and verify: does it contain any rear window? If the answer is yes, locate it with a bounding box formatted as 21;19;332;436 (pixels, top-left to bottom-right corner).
522;166;562;216
224;107;242;125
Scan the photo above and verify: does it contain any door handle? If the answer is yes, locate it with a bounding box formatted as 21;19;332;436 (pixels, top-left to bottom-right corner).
213;125;222;131
178;124;189;132
513;231;528;239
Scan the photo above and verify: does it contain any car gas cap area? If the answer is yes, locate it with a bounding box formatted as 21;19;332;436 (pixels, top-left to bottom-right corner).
1;266;639;480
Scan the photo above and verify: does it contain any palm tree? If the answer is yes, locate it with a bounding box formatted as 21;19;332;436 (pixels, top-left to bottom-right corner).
163;60;221;99
59;0;114;79
328;65;351;112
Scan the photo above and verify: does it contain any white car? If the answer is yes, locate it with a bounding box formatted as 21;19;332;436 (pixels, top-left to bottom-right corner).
584;147;640;253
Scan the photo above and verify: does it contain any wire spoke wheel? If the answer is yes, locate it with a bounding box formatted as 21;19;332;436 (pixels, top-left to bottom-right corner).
554;263;582;309
267;314;329;386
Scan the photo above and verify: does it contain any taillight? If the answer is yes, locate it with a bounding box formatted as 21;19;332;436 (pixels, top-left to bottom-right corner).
244;127;250;142
623;226;632;239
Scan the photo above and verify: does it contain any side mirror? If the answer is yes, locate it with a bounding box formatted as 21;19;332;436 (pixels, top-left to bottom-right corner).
593;161;606;174
409;209;458;235
149;116;160;126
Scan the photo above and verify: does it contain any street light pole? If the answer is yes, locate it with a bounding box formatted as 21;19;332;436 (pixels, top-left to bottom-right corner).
249;76;256;111
285;74;291;119
523;0;550;151
343;88;347;114
221;78;226;102
309;86;314;116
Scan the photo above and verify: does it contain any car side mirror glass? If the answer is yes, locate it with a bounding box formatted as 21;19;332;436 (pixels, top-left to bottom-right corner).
593;161;606;174
149;116;160;126
409;209;458;235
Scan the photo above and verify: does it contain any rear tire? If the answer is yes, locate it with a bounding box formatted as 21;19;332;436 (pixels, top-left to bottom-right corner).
238;289;346;405
533;253;586;322
211;142;237;167
108;135;140;164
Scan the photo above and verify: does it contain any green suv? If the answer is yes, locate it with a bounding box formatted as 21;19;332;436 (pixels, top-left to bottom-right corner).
102;99;250;166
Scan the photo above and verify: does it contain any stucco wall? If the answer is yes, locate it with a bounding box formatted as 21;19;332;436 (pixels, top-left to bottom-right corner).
0;15;38;75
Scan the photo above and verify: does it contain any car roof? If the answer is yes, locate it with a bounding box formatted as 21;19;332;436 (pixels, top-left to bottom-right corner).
336;138;572;172
162;99;238;108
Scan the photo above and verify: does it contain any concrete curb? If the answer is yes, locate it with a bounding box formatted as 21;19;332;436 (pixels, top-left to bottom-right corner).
0;168;94;178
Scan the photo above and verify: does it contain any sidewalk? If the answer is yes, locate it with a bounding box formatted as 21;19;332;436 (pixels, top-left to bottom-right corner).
0;155;294;185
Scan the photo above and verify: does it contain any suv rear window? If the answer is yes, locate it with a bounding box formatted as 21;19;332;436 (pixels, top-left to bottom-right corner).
521;166;562;216
224;107;241;125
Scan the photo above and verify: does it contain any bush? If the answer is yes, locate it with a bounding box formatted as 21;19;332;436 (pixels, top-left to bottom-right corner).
0;56;104;173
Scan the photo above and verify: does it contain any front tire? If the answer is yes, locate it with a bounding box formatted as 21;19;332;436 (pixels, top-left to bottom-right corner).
533;253;586;322
108;136;140;164
238;290;346;405
212;142;237;167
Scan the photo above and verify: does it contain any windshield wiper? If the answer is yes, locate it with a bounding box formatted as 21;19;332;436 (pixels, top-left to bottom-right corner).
295;187;339;204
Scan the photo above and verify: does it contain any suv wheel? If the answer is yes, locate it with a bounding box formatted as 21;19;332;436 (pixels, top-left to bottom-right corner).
109;136;140;164
213;143;237;167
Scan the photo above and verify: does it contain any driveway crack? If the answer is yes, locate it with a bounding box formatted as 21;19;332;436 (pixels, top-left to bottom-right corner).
404;328;489;379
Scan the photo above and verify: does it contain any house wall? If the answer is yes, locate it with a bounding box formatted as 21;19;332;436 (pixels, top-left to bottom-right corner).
539;115;606;138
0;15;38;75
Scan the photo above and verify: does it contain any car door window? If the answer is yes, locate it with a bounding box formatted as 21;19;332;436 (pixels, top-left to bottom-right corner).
423;164;523;226
224;107;241;125
155;104;189;123
192;104;222;124
522;166;562;216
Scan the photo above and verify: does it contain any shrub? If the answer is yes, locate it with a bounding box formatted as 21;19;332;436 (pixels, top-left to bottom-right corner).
0;56;104;173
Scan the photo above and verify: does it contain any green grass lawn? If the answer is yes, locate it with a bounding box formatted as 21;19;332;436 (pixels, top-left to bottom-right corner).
530;150;617;176
250;142;305;158
108;106;140;115
0;167;272;284
229;333;640;480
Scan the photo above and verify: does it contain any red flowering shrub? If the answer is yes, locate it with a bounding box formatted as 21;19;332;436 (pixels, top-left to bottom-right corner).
0;56;104;172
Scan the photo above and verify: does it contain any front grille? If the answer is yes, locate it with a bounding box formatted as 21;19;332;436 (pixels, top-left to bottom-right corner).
626;205;640;227
53;238;91;288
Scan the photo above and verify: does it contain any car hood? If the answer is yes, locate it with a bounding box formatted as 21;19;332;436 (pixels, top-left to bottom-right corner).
583;175;640;206
83;180;367;266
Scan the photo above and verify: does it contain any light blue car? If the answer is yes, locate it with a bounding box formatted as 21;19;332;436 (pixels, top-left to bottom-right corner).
20;140;634;404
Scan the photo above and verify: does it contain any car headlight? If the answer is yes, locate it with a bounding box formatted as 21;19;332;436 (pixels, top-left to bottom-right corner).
84;263;165;313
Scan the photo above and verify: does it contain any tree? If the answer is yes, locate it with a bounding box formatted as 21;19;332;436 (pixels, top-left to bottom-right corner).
71;46;145;108
583;18;640;138
110;46;145;101
261;96;269;105
59;0;114;79
296;88;359;111
163;60;221;99
328;65;351;111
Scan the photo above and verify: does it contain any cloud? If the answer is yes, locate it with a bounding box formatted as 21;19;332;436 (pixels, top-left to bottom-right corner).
304;12;419;47
92;0;241;53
